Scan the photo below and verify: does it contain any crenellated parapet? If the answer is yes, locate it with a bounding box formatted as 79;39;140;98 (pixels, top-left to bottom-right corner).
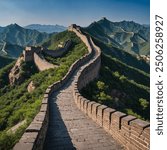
43;40;72;58
72;28;150;150
13;25;95;150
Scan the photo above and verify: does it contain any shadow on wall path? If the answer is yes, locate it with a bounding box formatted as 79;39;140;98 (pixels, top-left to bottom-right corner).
43;70;123;150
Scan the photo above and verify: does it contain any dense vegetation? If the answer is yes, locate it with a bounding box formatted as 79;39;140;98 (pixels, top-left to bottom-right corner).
43;31;87;64
0;31;87;149
81;38;150;121
0;56;14;69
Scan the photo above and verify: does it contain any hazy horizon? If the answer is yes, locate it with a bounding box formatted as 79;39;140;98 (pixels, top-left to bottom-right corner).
0;18;150;28
0;0;150;27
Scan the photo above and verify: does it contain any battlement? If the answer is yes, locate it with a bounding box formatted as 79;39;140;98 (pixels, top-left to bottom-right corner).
23;46;42;62
68;24;81;32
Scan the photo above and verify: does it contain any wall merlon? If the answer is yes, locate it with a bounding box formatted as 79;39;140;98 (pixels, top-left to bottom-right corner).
87;101;96;117
40;104;48;112
121;115;137;126
43;93;49;98
83;100;90;114
130;119;150;130
14;142;34;150
76;95;82;108
26;123;42;132
111;111;127;130
20;132;38;143
33;112;46;123
42;98;48;104
102;108;116;131
96;105;107;126
45;88;51;94
92;103;101;121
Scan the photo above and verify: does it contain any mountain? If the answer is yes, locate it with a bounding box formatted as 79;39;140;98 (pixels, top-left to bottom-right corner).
0;24;51;46
0;27;4;33
0;24;51;58
85;18;150;55
0;55;14;69
91;38;149;73
24;24;67;33
0;42;23;58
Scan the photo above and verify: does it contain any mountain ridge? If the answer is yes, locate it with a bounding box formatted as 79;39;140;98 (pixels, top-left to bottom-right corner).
0;23;52;58
85;18;150;55
24;24;67;33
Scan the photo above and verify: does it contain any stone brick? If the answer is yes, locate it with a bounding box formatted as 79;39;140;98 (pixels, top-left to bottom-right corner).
26;122;42;132
19;132;38;143
74;92;80;103
44;94;49;98
87;101;96;117
121;115;137;126
102;108;116;131
45;88;51;94
91;103;101;121
130;119;149;130
96;105;107;126
83;99;90;114
80;98;87;111
13;142;34;150
33;112;46;123
142;127;150;140
40;104;48;112
42;98;48;104
77;95;82;108
130;119;150;136
111;111;127;130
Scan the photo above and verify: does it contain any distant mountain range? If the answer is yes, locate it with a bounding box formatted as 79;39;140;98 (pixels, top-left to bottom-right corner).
85;18;150;55
24;24;67;33
0;19;150;66
0;23;52;58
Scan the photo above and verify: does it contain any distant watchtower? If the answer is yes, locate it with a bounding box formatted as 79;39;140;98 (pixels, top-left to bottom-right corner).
68;24;77;31
23;46;42;62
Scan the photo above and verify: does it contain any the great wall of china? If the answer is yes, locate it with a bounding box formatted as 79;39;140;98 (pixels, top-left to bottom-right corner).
14;24;150;150
9;40;72;85
23;40;71;71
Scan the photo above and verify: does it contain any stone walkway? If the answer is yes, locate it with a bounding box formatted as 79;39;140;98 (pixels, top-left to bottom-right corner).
44;69;123;150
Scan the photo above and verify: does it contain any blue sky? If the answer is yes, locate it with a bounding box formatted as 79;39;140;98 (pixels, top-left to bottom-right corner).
0;0;150;27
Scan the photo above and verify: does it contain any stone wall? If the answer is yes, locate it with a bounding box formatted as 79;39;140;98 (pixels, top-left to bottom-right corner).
14;25;94;150
33;53;55;71
23;47;41;62
68;24;92;53
43;40;72;58
72;34;150;150
13;24;150;150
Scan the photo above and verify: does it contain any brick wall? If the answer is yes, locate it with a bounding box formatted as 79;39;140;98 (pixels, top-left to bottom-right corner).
14;25;94;150
33;52;55;71
43;40;72;58
72;35;150;150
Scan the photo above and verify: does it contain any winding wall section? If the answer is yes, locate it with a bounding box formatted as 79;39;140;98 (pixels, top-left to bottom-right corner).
33;52;55;71
13;25;95;150
14;24;150;150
